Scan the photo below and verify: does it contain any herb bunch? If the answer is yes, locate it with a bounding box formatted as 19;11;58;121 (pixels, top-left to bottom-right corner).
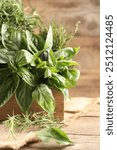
0;0;80;114
0;0;80;145
0;0;39;30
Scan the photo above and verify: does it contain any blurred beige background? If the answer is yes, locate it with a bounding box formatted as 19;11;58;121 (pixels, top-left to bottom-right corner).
23;0;100;98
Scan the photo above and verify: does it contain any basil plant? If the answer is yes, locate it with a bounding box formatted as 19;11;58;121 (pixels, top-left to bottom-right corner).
0;0;80;114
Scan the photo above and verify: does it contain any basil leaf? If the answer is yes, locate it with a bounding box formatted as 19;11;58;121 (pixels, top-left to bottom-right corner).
47;50;57;67
1;24;19;51
36;127;73;144
15;80;33;112
33;35;45;50
0;75;19;107
1;23;8;49
62;69;80;87
10;30;22;48
61;88;70;100
26;30;38;53
15;49;33;67
0;68;11;84
54;47;80;60
0;48;9;63
52;73;67;87
0;48;15;64
44;68;52;78
8;60;17;72
44;26;53;50
57;60;79;70
36;61;47;69
17;67;36;87
32;84;55;114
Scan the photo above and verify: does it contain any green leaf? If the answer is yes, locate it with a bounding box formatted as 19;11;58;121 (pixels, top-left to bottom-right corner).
0;48;15;64
17;67;36;87
52;73;67;88
10;30;22;48
48;70;79;94
1;24;19;51
54;47;80;60
47;50;57;67
44;68;52;78
62;69;80;87
44;26;53;50
30;49;47;67
1;23;8;49
0;48;9;63
32;84;55;113
15;49;33;67
57;60;79;70
0;75;19;107
0;68;12;84
36;127;73;144
26;30;38;53
36;61;47;69
61;88;70;100
8;60;17;72
33;35;45;50
15;80;33;112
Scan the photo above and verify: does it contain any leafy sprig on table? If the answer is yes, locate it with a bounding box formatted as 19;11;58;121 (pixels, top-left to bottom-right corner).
3;112;73;144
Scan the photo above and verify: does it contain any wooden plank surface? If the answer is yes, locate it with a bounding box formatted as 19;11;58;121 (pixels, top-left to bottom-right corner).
65;117;99;135
21;97;100;150
70;36;100;72
0;97;100;150
69;36;100;97
21;135;99;150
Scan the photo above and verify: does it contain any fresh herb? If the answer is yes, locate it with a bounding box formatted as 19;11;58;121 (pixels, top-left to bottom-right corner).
39;22;73;51
3;112;62;134
36;127;73;145
0;20;80;114
0;0;80;145
3;113;72;145
0;0;40;30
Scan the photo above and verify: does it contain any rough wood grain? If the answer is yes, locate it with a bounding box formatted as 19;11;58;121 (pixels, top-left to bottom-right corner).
68;36;100;97
70;36;100;71
64;117;99;135
23;0;100;36
21;97;100;150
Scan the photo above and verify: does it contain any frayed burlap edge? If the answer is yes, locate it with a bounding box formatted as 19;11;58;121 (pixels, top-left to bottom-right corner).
0;132;39;150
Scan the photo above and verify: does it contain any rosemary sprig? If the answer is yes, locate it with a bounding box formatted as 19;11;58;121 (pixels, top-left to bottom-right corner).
0;0;40;30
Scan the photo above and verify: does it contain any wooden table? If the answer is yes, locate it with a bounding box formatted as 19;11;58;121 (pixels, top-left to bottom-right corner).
21;97;100;150
0;97;100;150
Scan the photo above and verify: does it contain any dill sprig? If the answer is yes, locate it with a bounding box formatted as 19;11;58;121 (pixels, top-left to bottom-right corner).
3;112;62;136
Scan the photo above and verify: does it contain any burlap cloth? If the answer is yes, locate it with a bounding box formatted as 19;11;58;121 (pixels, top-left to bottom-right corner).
0;97;100;150
0;126;39;149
